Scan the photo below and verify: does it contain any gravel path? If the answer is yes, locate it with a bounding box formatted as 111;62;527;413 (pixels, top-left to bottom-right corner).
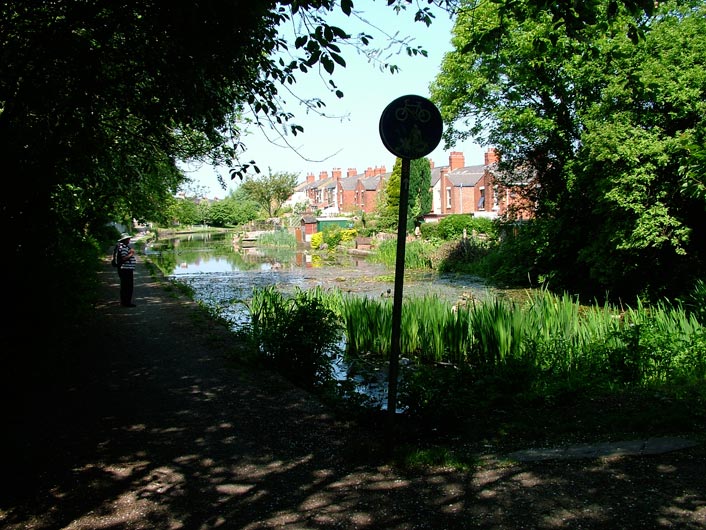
1;260;704;529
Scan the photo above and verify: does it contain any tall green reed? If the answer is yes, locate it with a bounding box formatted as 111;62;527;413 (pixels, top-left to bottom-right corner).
338;295;393;358
238;283;705;395
467;298;524;367
245;285;342;389
619;298;706;384
367;239;436;269
257;229;297;247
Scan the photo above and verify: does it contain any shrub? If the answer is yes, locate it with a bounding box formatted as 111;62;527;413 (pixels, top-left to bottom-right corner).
322;227;357;248
419;222;440;240
437;214;496;241
310;231;324;249
247;286;342;389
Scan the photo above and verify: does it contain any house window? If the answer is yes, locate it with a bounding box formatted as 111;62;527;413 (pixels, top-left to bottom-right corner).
446;187;452;208
493;185;499;210
478;187;485;210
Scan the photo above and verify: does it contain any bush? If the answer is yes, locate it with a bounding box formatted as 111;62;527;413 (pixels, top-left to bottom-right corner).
322;227;357;248
310;231;324;249
419;222;440;240
248;286;342;389
437;214;496;240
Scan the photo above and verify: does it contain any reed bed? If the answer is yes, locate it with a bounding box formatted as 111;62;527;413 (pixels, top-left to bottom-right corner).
368;239;436;269
257;229;297;247
244;285;342;389
336;288;705;388
238;284;706;399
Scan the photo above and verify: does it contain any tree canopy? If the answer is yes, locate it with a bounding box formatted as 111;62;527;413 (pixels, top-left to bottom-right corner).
240;170;299;218
0;0;445;331
430;0;706;301
378;157;432;232
1;0;663;346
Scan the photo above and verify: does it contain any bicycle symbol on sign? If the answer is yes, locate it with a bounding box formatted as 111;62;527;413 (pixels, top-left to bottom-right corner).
394;98;432;123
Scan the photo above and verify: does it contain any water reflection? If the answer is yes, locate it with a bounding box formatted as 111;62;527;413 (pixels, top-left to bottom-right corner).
147;231;494;410
148;231;492;302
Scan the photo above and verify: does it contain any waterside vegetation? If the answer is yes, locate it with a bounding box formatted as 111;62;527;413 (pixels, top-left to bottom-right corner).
206;275;706;451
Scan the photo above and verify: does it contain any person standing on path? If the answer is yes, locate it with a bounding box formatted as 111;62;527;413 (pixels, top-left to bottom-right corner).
116;233;137;307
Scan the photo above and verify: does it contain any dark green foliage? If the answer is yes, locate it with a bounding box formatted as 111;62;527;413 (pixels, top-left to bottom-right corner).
471;220;549;287
399;365;480;430
249;286;342;390
431;0;706;303
399;360;537;432
375;159;402;231
408;158;433;231
436;214;496;240
681;280;706;326
377;157;433;232
436;238;493;274
418;222;439;240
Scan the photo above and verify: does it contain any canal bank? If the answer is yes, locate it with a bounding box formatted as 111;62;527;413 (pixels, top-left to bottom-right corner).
1;258;704;529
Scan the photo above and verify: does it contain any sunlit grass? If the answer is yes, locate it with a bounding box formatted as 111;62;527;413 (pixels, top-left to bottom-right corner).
368;239;436;269
257;230;297;247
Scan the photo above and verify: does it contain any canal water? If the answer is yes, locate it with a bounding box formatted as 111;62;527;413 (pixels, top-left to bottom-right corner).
145;231;500;409
146;231;499;315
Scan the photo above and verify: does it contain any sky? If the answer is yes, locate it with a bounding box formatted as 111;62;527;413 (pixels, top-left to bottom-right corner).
181;3;485;199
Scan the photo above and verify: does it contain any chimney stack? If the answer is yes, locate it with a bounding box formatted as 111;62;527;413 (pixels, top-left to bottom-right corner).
484;148;499;165
449;151;465;171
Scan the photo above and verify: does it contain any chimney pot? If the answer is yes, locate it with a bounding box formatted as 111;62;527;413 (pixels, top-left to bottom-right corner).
484;148;499;165
449;151;465;171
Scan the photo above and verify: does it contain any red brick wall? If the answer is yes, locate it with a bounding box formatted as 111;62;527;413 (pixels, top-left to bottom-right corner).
484;148;499;165
449;151;465;171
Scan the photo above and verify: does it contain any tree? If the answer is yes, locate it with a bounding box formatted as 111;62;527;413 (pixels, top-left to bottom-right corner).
409;158;433;231
377;157;432;232
430;0;706;301
376;158;402;231
0;0;659;357
207;189;260;227
240;170;299;218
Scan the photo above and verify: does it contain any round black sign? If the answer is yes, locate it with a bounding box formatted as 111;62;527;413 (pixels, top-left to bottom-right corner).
379;94;443;159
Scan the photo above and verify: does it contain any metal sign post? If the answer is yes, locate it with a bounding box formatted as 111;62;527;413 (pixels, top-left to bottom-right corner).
379;95;442;417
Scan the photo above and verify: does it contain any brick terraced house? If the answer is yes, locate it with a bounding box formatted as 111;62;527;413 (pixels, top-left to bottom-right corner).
286;148;532;222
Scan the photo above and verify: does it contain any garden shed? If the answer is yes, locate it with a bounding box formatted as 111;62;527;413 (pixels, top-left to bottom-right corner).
316;217;353;232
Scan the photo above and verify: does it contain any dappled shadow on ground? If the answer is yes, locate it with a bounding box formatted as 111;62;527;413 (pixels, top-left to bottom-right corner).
1;264;704;529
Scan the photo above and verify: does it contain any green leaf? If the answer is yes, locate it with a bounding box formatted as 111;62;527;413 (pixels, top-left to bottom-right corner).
322;55;334;74
331;52;346;67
